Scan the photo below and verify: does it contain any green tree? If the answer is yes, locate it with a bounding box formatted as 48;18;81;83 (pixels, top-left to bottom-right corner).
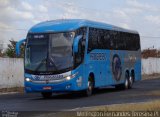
5;39;25;58
0;50;3;57
0;41;4;57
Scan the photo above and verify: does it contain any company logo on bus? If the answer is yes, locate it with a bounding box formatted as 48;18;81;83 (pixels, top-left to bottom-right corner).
112;54;122;81
32;75;64;81
90;53;107;61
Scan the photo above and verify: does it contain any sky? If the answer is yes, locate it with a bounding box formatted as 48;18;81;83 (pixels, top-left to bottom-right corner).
0;0;160;49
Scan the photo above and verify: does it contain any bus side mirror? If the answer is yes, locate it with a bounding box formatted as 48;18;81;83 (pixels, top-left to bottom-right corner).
16;39;26;56
73;35;82;53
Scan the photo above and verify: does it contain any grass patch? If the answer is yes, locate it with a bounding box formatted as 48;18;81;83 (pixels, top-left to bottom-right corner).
36;100;160;117
0;87;24;93
87;100;160;111
120;90;160;98
142;73;160;80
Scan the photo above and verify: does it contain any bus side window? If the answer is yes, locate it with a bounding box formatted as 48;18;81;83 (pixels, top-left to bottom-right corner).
97;29;105;49
125;33;131;50
116;31;125;50
102;30;111;49
109;30;115;49
121;32;126;50
88;28;98;52
136;34;140;50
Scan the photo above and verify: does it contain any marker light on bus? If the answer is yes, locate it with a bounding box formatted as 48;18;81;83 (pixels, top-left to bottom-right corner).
76;76;82;87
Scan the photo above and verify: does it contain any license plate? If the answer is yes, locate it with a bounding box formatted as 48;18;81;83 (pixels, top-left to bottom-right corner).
43;86;52;90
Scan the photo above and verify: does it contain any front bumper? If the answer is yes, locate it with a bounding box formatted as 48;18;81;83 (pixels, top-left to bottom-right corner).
25;77;84;93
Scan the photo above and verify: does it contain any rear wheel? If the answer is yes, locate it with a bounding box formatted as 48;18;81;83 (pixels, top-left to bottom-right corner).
128;75;134;89
124;75;129;89
41;92;52;99
115;72;129;90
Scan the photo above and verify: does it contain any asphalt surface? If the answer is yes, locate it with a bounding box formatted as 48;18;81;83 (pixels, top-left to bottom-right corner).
0;78;160;116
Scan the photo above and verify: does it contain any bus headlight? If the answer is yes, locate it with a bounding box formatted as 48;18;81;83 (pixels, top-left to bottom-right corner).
65;72;78;81
66;76;71;80
25;78;32;82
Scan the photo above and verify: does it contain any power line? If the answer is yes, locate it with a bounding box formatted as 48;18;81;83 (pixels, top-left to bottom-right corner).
0;28;160;39
0;25;160;39
141;36;160;38
0;27;28;31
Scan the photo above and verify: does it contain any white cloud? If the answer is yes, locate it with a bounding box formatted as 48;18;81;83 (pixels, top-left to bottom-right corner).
0;6;34;22
0;0;160;49
21;1;33;11
123;8;142;15
38;5;48;12
0;0;10;7
127;0;159;12
0;0;34;43
120;23;130;29
113;10;129;19
54;2;80;19
0;22;11;29
145;15;160;25
127;0;150;9
21;11;34;20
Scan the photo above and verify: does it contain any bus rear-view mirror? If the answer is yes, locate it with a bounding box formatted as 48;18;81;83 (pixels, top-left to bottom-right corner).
73;35;82;53
16;38;26;56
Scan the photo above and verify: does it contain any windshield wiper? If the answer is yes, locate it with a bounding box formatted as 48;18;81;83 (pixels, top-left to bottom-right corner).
47;56;58;71
34;58;47;71
34;57;59;72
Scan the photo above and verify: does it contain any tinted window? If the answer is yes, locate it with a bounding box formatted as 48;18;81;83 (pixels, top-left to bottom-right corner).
88;27;140;52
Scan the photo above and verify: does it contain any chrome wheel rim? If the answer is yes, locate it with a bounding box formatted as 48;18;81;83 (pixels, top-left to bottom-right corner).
129;76;133;87
87;81;92;96
125;78;129;89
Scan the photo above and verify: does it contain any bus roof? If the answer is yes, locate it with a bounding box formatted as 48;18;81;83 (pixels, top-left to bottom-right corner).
29;19;138;34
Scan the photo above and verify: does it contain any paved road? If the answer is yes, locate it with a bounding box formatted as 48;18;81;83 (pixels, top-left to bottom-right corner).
0;78;160;116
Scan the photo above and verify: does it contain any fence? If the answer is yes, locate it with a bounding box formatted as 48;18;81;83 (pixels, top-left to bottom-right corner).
0;58;24;88
0;58;160;88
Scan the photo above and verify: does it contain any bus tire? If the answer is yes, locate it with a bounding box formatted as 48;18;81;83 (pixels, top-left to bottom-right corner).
115;72;129;90
123;72;130;89
128;74;134;89
124;76;129;89
41;92;52;99
85;79;94;96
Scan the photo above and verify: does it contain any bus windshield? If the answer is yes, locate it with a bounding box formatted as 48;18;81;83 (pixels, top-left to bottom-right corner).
25;32;75;74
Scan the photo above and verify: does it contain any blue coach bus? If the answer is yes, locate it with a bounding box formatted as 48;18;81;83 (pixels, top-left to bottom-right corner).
16;19;141;98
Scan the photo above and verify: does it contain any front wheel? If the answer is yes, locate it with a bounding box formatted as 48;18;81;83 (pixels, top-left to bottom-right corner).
41;92;52;99
85;80;94;96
